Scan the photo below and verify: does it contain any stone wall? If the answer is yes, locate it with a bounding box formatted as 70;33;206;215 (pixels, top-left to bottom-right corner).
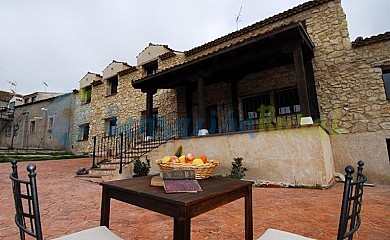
89;66;179;140
70;92;92;154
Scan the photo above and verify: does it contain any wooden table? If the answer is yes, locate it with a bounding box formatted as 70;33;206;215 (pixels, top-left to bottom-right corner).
100;176;253;240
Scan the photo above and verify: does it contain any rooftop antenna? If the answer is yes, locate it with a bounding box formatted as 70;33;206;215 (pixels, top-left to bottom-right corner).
235;6;242;31
8;81;17;94
43;81;48;92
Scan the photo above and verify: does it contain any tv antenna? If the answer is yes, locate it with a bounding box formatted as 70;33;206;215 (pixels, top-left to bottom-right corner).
235;6;242;30
42;81;48;92
8;81;17;94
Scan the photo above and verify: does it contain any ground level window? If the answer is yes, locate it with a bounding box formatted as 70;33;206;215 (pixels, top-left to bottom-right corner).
382;71;390;100
79;123;90;141
387;138;390;162
106;118;118;136
275;88;300;116
242;94;270;119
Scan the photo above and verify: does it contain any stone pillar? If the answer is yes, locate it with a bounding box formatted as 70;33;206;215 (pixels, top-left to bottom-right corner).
293;42;311;117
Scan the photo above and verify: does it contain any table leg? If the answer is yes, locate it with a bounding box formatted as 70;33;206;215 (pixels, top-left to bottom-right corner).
245;185;253;240
174;216;191;240
100;186;111;228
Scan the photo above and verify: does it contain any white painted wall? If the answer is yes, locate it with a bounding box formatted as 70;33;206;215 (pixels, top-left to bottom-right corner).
148;126;335;187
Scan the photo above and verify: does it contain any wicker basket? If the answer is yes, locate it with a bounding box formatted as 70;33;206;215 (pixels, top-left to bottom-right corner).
156;159;220;179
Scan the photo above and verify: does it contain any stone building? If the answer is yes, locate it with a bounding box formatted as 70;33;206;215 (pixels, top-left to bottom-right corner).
70;72;102;154
82;0;390;184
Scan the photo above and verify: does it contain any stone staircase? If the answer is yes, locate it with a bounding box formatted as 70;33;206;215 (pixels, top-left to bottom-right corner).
76;140;163;182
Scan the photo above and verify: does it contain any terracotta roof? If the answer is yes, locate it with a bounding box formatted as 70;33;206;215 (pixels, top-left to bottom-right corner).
133;22;311;86
118;66;137;76
185;0;333;56
112;60;132;67
352;32;390;48
87;71;102;78
160;51;176;60
138;43;175;55
91;79;103;86
0;90;15;102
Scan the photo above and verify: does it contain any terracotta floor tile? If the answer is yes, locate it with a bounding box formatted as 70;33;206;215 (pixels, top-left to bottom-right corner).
1;158;389;239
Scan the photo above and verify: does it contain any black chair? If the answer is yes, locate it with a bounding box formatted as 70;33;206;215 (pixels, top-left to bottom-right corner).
257;160;367;240
10;160;123;240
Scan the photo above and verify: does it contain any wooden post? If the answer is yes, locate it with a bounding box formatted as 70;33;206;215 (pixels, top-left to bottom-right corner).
197;78;206;129
293;42;311;117
231;81;239;131
146;89;156;138
185;87;193;136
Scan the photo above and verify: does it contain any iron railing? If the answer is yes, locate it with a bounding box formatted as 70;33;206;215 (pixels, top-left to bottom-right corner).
92;112;189;173
92;112;302;174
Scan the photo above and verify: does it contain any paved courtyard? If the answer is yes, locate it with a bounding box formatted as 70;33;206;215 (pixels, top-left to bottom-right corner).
0;158;389;240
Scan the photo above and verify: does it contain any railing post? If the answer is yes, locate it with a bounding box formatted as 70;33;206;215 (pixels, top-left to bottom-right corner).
92;136;96;168
119;133;123;174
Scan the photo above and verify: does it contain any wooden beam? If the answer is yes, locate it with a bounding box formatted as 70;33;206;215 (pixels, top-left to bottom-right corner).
293;42;310;117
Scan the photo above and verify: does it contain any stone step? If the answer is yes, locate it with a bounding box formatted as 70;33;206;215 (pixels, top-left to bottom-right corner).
89;167;117;176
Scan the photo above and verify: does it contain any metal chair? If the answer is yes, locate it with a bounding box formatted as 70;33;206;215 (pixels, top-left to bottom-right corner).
10;160;123;240
258;160;367;240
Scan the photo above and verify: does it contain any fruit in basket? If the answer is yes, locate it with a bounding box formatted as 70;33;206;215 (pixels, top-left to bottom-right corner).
179;155;186;163
174;145;183;157
162;156;171;163
169;156;179;163
185;153;195;163
198;155;208;163
193;158;204;165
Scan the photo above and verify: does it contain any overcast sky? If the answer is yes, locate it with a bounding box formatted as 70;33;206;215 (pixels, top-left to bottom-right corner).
1;0;389;95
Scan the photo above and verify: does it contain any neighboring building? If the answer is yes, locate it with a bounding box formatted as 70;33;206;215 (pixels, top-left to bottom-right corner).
0;90;23;148
10;92;75;150
22;92;62;104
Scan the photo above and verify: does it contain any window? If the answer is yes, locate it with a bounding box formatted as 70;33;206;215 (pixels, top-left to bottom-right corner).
382;71;390;100
48;117;54;129
144;61;158;76
81;85;92;103
106;118;118;136
275;88;300;116
242;94;271;120
5;125;12;137
30;120;36;133
107;76;118;95
79;123;90;141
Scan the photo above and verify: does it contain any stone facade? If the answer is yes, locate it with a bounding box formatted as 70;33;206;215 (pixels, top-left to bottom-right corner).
82;0;389;183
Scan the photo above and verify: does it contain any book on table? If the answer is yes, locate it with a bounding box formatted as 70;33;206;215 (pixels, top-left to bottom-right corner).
160;170;202;193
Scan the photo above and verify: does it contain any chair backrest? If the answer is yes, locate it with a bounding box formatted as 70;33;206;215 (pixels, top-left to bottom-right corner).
337;160;367;240
10;160;43;240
